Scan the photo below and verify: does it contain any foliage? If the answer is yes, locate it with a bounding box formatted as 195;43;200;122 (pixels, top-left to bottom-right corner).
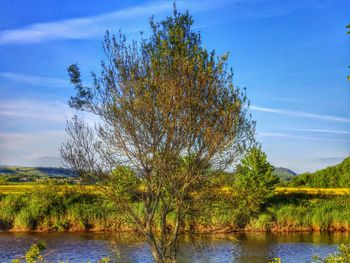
11;241;110;263
271;245;350;263
11;241;46;263
273;167;297;183
1;185;350;232
230;146;279;226
61;5;255;262
289;157;350;188
312;244;350;263
0;186;119;232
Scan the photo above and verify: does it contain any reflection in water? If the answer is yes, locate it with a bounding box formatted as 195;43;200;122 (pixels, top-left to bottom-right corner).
0;232;349;262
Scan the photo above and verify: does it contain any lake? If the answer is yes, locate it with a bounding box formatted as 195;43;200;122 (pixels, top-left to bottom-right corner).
0;232;349;262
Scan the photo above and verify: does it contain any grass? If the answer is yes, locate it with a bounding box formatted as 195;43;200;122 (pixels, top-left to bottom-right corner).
0;185;125;232
1;184;350;232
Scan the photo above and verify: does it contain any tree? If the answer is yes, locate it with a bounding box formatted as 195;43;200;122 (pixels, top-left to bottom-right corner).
231;146;278;226
61;6;255;263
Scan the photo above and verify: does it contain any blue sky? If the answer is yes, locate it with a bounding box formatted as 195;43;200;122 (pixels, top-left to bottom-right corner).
0;0;349;173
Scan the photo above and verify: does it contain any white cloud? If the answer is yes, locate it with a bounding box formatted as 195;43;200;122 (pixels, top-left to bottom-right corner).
0;0;221;45
257;132;350;142
0;98;99;126
0;72;68;88
0;99;71;123
251;105;350;123
290;128;350;135
0;98;100;166
0;1;170;44
0;0;338;45
0;131;66;166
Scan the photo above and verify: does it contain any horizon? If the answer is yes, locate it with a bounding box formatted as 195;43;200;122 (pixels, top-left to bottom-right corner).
0;0;349;173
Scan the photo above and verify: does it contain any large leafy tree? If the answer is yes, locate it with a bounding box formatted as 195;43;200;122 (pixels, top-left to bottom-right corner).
61;7;255;263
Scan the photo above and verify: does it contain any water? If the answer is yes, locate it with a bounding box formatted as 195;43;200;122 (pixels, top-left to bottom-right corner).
0;232;349;262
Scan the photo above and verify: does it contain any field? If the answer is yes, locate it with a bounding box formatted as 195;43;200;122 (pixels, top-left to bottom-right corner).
1;184;350;196
0;184;96;195
275;187;350;196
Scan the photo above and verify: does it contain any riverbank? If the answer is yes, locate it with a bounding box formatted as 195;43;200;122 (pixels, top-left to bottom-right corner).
1;185;350;233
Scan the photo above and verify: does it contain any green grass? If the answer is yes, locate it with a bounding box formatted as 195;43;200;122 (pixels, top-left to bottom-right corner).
1;184;350;232
0;186;125;232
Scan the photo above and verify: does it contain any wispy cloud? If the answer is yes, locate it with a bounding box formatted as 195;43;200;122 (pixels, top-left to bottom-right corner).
0;98;99;126
0;72;68;88
0;99;70;123
257;132;350;142
0;1;171;44
290;128;350;135
0;131;66;166
251;105;350;123
267;97;301;102
0;0;222;45
0;0;339;45
316;157;346;162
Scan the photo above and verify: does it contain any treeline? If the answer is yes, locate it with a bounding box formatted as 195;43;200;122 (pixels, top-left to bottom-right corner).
289;157;350;188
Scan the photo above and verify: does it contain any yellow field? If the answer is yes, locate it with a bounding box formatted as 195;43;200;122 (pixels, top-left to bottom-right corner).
275;187;350;196
0;184;97;195
1;184;350;196
0;184;37;194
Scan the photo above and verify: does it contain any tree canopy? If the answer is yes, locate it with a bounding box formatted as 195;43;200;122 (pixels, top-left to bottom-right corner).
61;6;255;263
289;157;350;188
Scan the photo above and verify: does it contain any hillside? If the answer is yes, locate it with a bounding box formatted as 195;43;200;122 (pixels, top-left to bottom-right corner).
273;167;297;182
289;156;350;188
0;166;74;182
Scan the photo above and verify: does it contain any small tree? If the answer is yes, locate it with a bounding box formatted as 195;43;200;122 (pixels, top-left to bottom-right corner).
61;6;255;262
231;146;278;226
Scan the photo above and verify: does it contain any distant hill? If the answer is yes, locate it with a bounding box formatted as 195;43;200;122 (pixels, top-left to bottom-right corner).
0;166;74;178
289;157;350;188
273;167;297;182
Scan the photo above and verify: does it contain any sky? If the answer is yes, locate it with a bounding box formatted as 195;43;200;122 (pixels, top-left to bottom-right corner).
0;0;349;173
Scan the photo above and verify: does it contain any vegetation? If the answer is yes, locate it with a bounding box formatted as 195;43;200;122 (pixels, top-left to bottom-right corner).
249;194;350;232
0;185;121;232
1;184;350;233
289;157;350;188
273;167;297;183
270;244;350;263
11;240;110;263
229;146;279;226
0;166;74;184
312;244;350;263
61;6;255;263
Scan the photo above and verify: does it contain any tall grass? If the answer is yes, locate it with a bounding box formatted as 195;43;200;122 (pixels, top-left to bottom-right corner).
248;196;350;231
1;185;350;232
0;185;125;232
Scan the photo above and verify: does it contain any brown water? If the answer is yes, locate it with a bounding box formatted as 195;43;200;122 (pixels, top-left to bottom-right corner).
0;232;349;262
